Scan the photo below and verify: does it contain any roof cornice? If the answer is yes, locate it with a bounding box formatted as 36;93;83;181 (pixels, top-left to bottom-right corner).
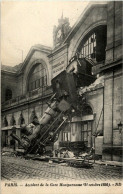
1;70;17;76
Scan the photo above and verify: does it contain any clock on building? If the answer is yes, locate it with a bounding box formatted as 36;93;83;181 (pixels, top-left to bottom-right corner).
57;29;62;39
53;16;71;48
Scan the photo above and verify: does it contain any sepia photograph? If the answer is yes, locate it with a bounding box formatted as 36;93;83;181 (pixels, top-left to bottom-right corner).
1;1;123;194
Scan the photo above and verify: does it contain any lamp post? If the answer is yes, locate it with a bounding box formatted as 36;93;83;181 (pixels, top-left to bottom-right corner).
118;122;122;134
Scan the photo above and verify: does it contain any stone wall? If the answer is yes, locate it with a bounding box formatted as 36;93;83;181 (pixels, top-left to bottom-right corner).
102;1;123;161
86;88;104;135
103;67;122;161
106;1;122;63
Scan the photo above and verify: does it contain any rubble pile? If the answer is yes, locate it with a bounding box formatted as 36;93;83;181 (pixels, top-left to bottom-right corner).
78;76;104;96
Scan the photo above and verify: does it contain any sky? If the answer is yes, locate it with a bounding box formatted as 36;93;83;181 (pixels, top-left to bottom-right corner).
1;1;89;67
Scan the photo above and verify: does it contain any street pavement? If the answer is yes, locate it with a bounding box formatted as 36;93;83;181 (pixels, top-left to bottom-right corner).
1;155;122;181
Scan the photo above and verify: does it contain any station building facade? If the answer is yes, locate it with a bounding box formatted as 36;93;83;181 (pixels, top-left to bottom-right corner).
1;2;123;161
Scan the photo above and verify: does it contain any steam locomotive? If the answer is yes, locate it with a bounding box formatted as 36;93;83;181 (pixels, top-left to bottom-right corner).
10;59;95;155
10;71;76;155
11;94;72;155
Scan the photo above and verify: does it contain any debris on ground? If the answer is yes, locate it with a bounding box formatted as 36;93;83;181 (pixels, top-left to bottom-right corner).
49;160;53;164
58;163;68;166
1;147;94;168
1;151;16;156
61;151;75;158
67;159;93;168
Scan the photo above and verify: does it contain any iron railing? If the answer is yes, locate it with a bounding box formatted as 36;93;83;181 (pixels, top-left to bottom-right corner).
2;86;53;109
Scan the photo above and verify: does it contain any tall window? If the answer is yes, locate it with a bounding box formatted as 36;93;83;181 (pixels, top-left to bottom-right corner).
81;121;92;147
78;26;107;63
62;123;71;142
81;104;93;147
81;33;96;60
28;64;47;91
5;88;12;101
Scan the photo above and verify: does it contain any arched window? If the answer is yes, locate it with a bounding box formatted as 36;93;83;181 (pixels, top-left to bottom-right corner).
81;33;96;60
78;26;107;63
28;63;47;91
5;88;12;101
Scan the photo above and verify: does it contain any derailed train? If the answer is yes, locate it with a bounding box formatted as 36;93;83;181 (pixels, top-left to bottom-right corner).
10;60;95;155
10;71;77;155
11;96;71;155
